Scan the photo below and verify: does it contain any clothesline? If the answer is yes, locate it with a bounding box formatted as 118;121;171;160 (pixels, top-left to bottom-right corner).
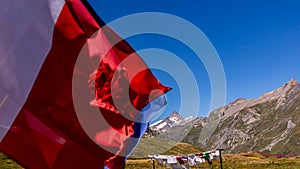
148;149;224;169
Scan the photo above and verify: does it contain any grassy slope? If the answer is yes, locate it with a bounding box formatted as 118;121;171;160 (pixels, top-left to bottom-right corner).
0;153;23;169
129;137;203;159
126;152;300;169
1;140;300;168
127;138;300;168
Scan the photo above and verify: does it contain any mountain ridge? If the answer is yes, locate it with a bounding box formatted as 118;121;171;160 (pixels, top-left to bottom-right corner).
151;78;300;154
150;111;192;133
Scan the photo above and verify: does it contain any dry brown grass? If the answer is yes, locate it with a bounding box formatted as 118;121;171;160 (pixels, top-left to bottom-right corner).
126;152;300;169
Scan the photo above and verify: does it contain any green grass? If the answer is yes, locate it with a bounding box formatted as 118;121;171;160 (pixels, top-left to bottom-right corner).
0;153;23;169
126;153;300;169
127;138;300;168
1;141;300;169
129;137;203;159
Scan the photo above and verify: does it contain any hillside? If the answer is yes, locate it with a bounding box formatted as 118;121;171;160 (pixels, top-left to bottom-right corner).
129;137;203;159
152;78;300;155
126;152;300;169
1;139;300;169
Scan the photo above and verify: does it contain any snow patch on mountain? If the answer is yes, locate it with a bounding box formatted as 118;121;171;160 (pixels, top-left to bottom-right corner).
150;111;194;132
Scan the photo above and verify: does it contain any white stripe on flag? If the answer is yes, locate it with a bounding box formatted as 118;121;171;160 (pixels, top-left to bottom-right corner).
0;0;64;141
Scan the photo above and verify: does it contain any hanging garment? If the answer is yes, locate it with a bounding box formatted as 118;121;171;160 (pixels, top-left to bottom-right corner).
195;155;203;164
167;156;178;164
187;155;196;166
176;156;184;164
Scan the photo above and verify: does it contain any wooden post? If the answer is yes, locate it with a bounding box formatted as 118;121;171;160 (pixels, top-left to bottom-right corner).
217;149;224;169
152;159;155;169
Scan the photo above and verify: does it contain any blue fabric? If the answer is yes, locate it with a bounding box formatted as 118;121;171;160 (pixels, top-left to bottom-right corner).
125;95;167;159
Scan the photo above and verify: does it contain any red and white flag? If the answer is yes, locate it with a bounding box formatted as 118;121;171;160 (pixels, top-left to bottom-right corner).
0;0;170;168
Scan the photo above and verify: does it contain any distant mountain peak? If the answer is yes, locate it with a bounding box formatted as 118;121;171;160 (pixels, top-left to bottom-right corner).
169;111;180;117
288;78;297;84
235;98;246;101
153;78;300;155
229;98;247;105
168;111;184;121
285;78;299;87
150;111;191;133
279;78;299;90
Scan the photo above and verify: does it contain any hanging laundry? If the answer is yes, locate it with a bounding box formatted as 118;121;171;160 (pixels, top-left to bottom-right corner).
148;149;222;168
176;156;185;164
167;156;178;164
187;155;196;166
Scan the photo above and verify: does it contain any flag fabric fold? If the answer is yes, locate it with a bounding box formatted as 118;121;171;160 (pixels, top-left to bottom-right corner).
0;0;170;169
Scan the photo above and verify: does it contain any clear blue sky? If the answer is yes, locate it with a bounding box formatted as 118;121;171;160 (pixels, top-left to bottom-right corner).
87;0;300;121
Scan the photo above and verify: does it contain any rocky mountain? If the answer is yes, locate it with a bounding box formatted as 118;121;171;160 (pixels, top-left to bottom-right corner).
150;111;193;133
152;78;300;155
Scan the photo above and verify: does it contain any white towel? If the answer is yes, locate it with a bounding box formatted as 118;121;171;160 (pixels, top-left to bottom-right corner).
167;156;178;164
